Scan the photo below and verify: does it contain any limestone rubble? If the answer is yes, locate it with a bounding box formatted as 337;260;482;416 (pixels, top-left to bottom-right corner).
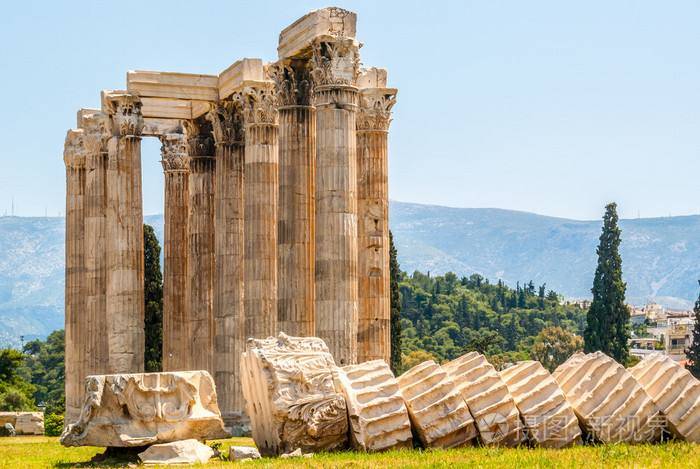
138;439;215;464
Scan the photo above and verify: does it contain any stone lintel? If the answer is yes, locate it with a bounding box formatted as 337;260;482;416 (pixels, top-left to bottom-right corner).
127;70;219;102
358;67;388;89
138;97;211;120
142;117;183;137
218;58;265;100
278;7;357;60
77;108;100;128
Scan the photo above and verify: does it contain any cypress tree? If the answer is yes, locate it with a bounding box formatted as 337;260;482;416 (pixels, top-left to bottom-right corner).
389;231;402;374
144;224;163;372
686;281;700;379
584;202;630;363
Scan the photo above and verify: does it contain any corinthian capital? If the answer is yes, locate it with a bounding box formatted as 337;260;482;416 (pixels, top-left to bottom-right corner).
105;94;143;137
357;88;397;131
81;112;112;154
205;100;244;146
159;133;189;172
310;37;360;87
183;119;214;157
233;82;278;125
63;129;88;169
269;60;313;107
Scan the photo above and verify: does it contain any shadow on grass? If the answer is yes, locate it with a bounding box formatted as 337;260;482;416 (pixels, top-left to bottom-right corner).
53;447;143;468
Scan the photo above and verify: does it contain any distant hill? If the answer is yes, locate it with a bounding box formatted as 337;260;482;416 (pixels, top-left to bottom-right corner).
1;202;698;347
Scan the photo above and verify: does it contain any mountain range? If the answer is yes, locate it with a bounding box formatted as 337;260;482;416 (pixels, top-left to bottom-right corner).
1;202;698;347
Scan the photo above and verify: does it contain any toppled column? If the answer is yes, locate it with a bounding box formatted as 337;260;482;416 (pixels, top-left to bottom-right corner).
80;112;110;378
240;333;348;456
442;352;524;446
553;352;662;443
207;100;246;425
61;370;228;447
270;60;316;338
159;132;190;372
356;69;397;363
397;360;477;448
335;359;412;451
629;353;700;442
184;119;216;373
500;360;581;447
64;128;87;422
104;92;145;374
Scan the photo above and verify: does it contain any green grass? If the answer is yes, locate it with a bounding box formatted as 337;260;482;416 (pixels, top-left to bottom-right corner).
0;436;697;468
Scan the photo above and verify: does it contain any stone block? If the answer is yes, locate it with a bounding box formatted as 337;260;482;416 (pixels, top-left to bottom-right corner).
335;360;412;451
229;445;261;460
0;412;44;435
240;333;348;456
397;360;477;448
442;352;524;446
358;68;387;89
629;353;700;442
127;70;219;101
218;58;265;99
553;352;662;443
278;7;357;59
60;370;228;447
138;439;214;464
500;361;581;447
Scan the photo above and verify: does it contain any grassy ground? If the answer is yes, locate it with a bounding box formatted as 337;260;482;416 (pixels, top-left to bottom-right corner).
0;436;697;468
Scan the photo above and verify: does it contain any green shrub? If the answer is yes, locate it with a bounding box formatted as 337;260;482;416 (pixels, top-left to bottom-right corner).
44;413;63;437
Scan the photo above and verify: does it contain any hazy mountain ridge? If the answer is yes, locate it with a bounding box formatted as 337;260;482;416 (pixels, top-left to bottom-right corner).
1;203;698;347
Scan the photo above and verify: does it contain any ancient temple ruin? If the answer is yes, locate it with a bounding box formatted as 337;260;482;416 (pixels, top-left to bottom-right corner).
62;7;397;426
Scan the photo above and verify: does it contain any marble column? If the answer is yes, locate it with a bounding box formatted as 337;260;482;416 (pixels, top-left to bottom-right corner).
63;129;87;422
310;38;360;365
207;101;245;424
271;61;316;337
105;94;145;374
159;132;190;372
184;119;216;372
81;112;110;377
236;83;279;341
356;85;397;363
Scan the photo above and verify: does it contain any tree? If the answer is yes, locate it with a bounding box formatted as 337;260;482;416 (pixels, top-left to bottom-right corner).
584;202;630;363
400;350;435;373
389;231;402;375
144;224;163;372
531;326;584;372
686;281;700;379
23;330;64;415
0;349;36;411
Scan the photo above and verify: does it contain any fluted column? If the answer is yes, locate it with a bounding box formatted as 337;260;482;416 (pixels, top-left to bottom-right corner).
185;119;215;372
356;85;397;363
207;101;245;424
63;129;87;422
311;38;360;365
159;133;190;372
105;94;145;374
236;83;279;341
82;112;110;377
271;61;316;337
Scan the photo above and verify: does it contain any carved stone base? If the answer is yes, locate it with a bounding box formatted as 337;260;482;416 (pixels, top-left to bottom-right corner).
60;370;228;447
397;360;477;448
335;360;412;451
240;333;348;456
554;352;661;443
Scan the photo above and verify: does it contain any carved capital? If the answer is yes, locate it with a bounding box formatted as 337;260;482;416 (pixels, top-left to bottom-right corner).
183;119;214;157
159;133;189;172
357;89;397;131
64;129;88;169
310;37;360;88
105;94;143;137
81;112;112;154
205;100;244;146
269;60;314;107
233;83;278;126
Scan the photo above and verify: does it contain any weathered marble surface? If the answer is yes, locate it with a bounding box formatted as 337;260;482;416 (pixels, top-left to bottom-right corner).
138;439;214;464
629;353;700;442
336;360;412;451
0;412;43;435
553;352;661;443
500;361;581;447
240;333;348;456
442;352;524;446
397;360;476;448
60;370;228;447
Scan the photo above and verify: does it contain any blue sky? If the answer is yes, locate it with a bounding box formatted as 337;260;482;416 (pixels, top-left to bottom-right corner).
1;1;698;220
